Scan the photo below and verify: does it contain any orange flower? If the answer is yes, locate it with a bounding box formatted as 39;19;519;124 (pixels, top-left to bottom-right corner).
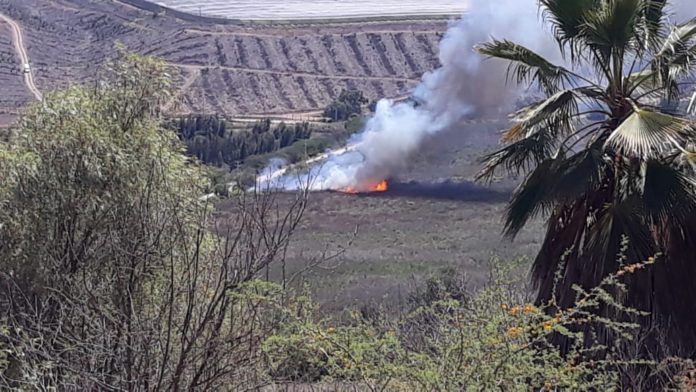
506;326;523;338
510;307;521;316
523;304;537;314
543;320;557;332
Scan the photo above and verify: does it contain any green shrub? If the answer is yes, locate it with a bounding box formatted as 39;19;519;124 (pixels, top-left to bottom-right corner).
262;258;681;391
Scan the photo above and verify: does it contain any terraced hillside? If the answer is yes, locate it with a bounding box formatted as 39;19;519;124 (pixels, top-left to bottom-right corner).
0;0;447;121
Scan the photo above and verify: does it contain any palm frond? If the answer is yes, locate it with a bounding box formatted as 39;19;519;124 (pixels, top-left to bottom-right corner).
477;127;557;183
481;88;605;181
689;92;696;115
549;147;608;201
638;0;668;50
661;43;696;81
650;19;696;95
625;69;658;93
504;159;559;237
540;0;600;58
477;40;571;94
581;0;643;58
504;90;579;142
504;147;608;238
605;108;691;158
584;197;656;283
671;142;696;174
640;159;696;227
655;18;696;60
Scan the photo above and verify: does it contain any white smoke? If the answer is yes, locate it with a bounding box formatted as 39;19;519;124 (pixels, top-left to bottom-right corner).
257;0;558;192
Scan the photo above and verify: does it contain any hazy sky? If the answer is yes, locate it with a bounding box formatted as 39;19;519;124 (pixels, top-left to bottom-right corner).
155;0;468;19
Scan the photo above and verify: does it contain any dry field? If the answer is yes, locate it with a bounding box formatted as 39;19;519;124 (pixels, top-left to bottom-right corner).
0;0;449;123
155;0;466;20
217;120;543;313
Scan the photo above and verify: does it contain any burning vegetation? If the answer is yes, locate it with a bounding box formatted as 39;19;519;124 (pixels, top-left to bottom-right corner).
339;179;389;194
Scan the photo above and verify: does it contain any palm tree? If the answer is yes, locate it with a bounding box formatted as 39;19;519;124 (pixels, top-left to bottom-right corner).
477;0;696;355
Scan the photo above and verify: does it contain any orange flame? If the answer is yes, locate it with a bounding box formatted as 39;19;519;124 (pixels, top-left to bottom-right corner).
339;180;389;194
373;180;388;192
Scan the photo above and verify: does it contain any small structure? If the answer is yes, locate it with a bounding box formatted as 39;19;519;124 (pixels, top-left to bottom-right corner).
22;63;30;74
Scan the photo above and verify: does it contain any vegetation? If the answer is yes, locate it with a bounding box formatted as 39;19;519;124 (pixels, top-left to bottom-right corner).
477;0;696;356
0;54;308;390
5;4;696;386
264;258;693;391
173;115;312;167
323;89;368;122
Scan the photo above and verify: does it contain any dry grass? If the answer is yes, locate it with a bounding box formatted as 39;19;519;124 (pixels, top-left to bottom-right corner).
217;120;544;312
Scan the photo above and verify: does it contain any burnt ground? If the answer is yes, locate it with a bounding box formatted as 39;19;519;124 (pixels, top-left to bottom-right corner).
218;120;545;313
0;0;447;124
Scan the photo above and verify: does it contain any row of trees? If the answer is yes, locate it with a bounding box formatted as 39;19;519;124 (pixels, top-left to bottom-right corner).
172;115;312;166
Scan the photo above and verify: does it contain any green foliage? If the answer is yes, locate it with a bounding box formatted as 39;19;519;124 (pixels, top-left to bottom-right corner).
0;54;202;287
263;259;689;391
0;53;308;390
344;115;367;134
172;115;313;166
323;89;368;122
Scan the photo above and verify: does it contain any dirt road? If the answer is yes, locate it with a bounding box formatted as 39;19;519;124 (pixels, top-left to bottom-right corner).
0;12;42;101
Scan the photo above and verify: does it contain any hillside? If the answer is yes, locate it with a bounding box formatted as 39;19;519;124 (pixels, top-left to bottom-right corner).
0;0;447;122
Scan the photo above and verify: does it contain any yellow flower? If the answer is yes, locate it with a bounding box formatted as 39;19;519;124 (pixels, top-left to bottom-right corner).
506;326;523;338
510;306;521;316
327;327;336;334
501;304;509;311
543;320;556;332
523;304;537;314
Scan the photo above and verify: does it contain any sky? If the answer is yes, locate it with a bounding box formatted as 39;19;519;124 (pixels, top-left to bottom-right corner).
155;0;468;20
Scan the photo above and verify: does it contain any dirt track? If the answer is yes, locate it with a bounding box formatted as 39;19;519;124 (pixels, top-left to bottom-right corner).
0;11;41;101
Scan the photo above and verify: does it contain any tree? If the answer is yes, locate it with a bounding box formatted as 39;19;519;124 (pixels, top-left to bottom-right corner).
0;53;308;389
323;89;368;121
477;0;696;355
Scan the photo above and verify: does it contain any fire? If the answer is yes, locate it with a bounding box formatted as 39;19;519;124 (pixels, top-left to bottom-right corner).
339;180;389;194
373;180;388;192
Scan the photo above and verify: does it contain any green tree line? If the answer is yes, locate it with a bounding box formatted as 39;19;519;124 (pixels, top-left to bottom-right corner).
172;115;312;166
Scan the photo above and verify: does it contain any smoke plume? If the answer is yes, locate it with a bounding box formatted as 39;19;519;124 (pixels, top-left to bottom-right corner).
257;0;558;191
